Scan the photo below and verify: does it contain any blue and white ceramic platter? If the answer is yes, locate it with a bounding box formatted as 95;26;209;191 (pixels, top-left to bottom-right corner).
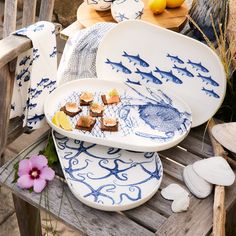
96;20;226;127
52;131;163;211
44;78;192;152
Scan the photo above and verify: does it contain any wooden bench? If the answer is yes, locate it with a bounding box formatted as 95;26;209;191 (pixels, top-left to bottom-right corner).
1;125;236;236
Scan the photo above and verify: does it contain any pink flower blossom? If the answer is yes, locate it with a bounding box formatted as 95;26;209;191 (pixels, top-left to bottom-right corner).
17;155;55;193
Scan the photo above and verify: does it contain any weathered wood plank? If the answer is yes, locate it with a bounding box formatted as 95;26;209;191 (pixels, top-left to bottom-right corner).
0;138;154;236
3;0;17;37
161;157;184;182
160;146;201;166
124;205;166;232
13;195;42;236
179;135;213;158
0;64;15;158
0;35;32;69
39;0;55;21
22;0;37;27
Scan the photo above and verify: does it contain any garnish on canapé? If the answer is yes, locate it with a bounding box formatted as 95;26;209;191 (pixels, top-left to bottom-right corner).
101;89;120;105
101;117;118;132
90;102;104;117
76;115;96;131
80;92;94;106
60;102;82;117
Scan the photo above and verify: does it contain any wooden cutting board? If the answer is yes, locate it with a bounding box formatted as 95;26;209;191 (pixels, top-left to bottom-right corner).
77;0;189;32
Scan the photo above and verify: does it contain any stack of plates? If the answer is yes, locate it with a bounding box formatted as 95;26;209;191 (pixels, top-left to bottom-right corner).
45;20;226;211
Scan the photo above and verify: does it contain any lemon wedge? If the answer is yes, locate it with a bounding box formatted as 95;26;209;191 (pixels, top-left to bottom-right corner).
58;111;73;131
166;0;184;8
52;111;61;127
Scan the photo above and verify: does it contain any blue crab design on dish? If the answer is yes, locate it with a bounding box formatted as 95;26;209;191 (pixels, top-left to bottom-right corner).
119;85;191;141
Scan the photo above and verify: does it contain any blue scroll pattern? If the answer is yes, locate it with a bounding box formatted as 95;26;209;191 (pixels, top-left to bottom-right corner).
54;132;163;207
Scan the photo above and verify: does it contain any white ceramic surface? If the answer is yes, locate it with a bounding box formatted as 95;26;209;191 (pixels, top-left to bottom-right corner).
183;165;213;198
52;131;163;211
111;0;144;23
96;20;226;127
171;195;190;213
161;183;189;200
193;156;235;186
212;122;236;154
85;0;112;11
44;78;192;152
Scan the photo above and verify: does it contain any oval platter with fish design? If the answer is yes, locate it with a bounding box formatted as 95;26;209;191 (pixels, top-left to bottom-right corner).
52;131;163;211
44;78;192;152
96;20;226;127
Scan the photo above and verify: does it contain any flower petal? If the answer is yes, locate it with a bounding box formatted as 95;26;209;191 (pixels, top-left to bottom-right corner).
18;159;32;176
17;175;34;189
40;167;55;181
33;178;46;193
30;155;48;170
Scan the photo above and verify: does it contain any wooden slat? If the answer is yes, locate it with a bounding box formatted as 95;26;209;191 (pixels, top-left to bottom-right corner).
124;205;166;232
3;0;17;37
22;0;37;27
160;146;201;166
0;138;154;236
0;35;32;69
13;195;42;236
39;0;55;21
161;157;184;182
0;64;15;158
179;135;213;158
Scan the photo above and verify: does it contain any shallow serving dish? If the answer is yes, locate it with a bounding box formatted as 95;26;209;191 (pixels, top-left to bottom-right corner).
52;131;163;211
44;78;192;152
96;20;226;127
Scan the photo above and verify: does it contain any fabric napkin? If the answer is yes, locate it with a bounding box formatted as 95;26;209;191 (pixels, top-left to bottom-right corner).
10;21;57;129
57;22;116;85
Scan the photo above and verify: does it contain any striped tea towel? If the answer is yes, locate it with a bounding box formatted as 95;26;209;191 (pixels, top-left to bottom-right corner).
10;21;57;129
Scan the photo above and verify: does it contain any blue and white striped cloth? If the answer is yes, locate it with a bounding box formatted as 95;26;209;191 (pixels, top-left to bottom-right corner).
57;23;116;85
10;21;57;129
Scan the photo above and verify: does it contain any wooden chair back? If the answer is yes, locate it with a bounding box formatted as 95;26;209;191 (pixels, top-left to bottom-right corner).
0;0;55;162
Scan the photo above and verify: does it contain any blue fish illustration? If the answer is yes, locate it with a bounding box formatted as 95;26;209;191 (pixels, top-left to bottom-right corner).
154;67;182;84
135;68;162;84
126;79;141;85
28;103;37;109
202;87;220;98
167;54;184;64
27;114;45;124
19;56;31;66
16;68;29;80
24;72;30;82
197;73;219;86
31;90;42;99
29;88;36;94
43;80;56;89
122;51;149;67
187;60;209;73
37;77;49;87
33;48;39;54
135;10;144;19
50;46;57;57
18;81;22;87
173;65;194;77
105;59;132;74
11;103;15;110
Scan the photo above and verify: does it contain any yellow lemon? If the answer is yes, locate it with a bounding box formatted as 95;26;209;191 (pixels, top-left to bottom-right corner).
58;111;73;131
148;0;166;14
52;111;61;127
166;0;184;8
